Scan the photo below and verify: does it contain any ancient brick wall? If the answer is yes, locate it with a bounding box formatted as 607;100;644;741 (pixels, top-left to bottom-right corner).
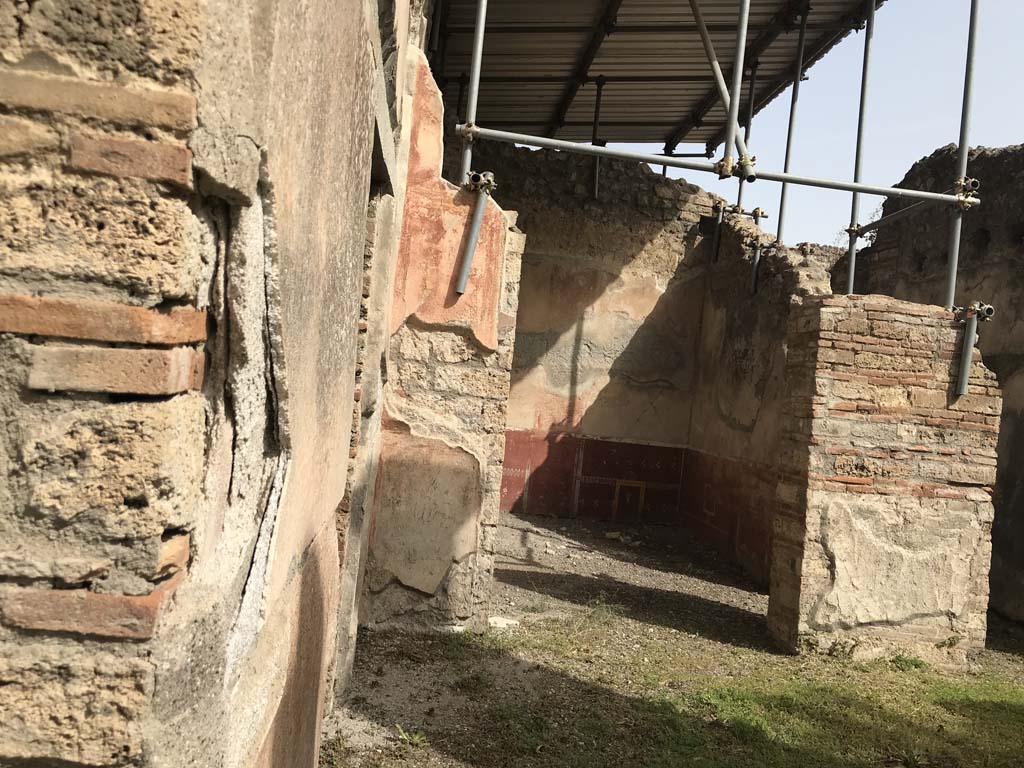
0;1;428;765
769;295;999;660
835;144;1024;623
361;54;524;628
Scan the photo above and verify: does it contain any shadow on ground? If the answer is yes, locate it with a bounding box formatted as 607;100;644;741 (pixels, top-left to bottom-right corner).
495;566;773;652
499;512;765;594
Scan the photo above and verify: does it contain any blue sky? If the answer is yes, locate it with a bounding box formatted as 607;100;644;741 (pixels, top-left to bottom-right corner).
621;0;1023;246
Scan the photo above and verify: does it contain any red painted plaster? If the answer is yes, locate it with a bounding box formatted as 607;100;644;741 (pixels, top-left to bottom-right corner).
391;55;507;350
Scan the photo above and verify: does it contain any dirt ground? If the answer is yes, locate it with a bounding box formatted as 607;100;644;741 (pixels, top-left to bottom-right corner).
321;514;1024;768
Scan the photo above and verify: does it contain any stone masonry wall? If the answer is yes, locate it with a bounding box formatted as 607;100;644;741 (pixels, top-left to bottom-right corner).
769;295;1000;661
835;144;1024;623
460;139;836;584
361;53;523;629
0;1;427;766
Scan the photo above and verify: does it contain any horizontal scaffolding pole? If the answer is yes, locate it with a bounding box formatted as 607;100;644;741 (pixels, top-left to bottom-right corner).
458;124;979;208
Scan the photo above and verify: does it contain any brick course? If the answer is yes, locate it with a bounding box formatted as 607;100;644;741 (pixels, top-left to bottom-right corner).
0;294;207;344
27;345;205;395
0;575;182;641
68;132;193;188
0;69;197;131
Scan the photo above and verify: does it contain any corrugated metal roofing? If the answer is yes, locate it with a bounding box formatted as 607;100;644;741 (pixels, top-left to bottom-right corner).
434;0;882;151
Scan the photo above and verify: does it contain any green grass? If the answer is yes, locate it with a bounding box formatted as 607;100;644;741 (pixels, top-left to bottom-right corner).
328;612;1024;768
395;724;430;748
465;661;1024;767
890;654;927;672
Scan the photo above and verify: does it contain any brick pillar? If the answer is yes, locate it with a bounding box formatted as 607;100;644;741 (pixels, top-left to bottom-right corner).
0;63;206;764
769;295;1000;661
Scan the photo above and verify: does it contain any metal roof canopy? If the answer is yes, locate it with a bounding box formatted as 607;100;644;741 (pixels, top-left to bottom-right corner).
433;0;983;311
433;0;875;150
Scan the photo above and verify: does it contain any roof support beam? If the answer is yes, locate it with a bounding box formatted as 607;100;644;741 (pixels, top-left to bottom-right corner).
478;120;683;129
545;0;625;138
453;74;714;85
445;22;848;35
665;0;807;153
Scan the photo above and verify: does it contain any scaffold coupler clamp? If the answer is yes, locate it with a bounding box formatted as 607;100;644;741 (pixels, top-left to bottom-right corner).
734;154;757;183
456;122;479;142
954;176;981;210
751;207;769;220
715;155;736;180
959;301;995;323
464;170;496;193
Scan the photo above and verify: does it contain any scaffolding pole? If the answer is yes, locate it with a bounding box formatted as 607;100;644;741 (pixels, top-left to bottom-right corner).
687;0;756;181
751;207;764;293
459;0;489;182
721;0;752;179
736;60;758;209
945;0;981;309
459;125;974;208
776;6;809;245
844;0;875;295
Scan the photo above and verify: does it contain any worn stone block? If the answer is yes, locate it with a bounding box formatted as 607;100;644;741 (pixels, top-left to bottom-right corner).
0;175;201;303
22;396;204;539
0;646;152;765
69;132;193;188
28;344;205;395
154;533;190;579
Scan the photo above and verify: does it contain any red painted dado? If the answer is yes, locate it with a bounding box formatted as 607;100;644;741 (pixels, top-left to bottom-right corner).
501;428;775;585
391;54;507;351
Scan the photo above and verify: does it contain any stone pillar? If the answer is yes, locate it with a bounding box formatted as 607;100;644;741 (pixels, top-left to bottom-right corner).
362;54;524;628
769;295;1000;662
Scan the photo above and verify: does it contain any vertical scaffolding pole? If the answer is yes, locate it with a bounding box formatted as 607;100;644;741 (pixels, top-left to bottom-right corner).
751;208;763;293
711;201;724;263
591;76;606;199
688;0;755;181
736;60;758;209
957;312;979;396
459;0;489;182
721;0;752;178
944;0;981;309
776;7;809;245
844;0;875;295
